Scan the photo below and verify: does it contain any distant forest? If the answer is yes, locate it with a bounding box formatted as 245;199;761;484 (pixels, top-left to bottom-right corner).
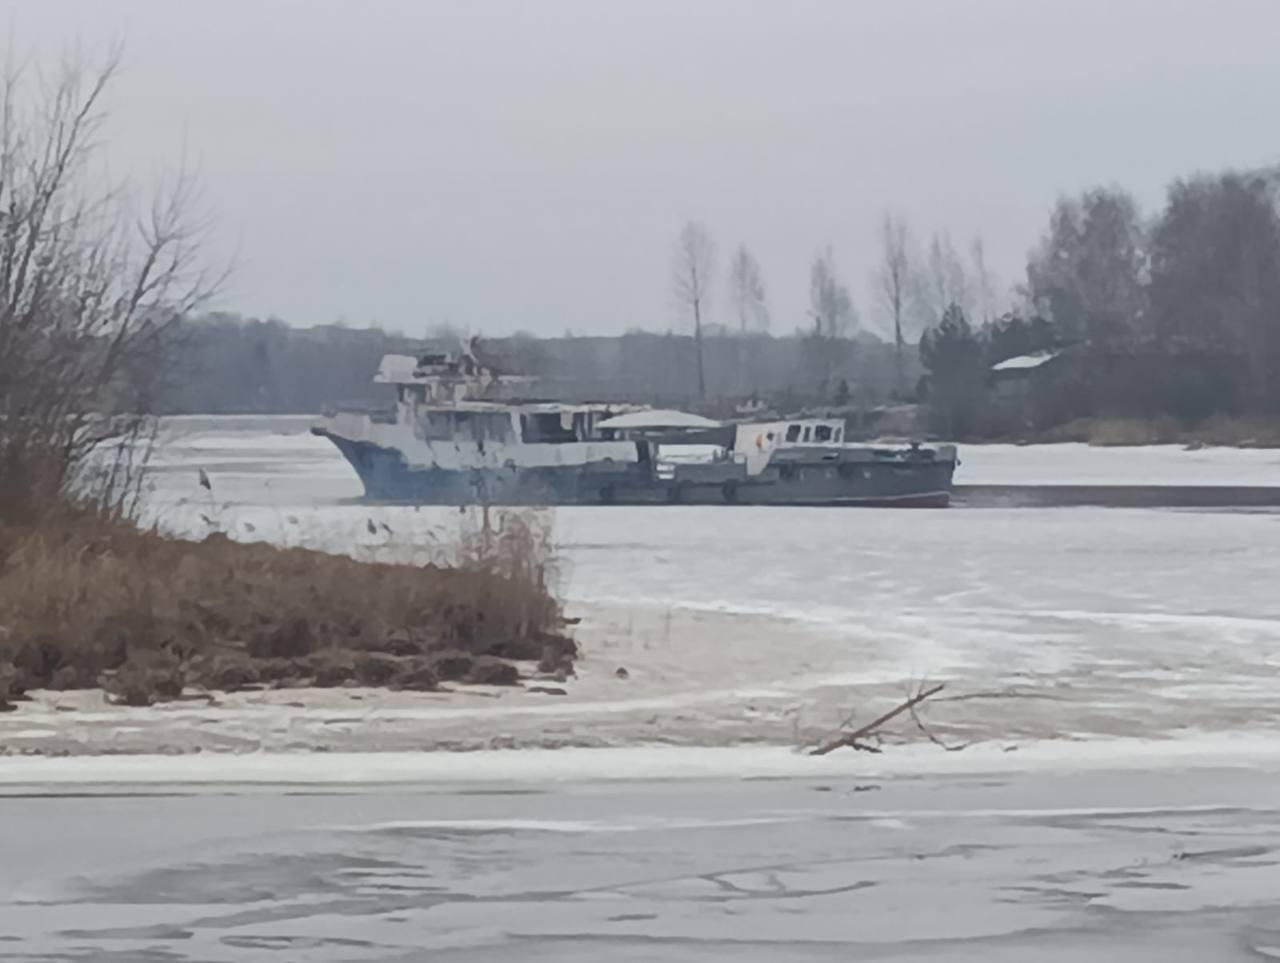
914;167;1280;439
161;162;1280;440
157;315;912;415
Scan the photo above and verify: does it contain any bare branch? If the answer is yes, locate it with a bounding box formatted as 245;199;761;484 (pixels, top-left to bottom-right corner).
671;221;715;399
969;234;998;325
873;212;916;395
672;221;715;313
917;230;972;326
0;44;218;522
905;680;968;752
727;243;768;334
809;246;856;339
809;683;946;756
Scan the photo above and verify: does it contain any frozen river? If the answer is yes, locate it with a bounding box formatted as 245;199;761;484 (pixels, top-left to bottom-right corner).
3;417;1277;753
144;419;1280;625
118;417;1280;749
5;418;1280;959
6;768;1280;961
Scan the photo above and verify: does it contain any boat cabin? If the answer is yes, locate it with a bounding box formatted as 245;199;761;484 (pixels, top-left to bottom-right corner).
779;419;845;446
408;402;638;445
740;419;845;451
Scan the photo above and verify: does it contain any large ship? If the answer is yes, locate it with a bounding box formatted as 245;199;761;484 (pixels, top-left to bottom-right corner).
313;346;957;507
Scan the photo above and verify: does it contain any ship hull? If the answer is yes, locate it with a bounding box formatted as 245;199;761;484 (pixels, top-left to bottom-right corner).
315;429;955;507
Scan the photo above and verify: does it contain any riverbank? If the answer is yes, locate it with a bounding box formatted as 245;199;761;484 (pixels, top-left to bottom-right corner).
6;596;1280;759
0;510;572;713
1012;415;1280;448
6;420;1278;764
8;735;1280;789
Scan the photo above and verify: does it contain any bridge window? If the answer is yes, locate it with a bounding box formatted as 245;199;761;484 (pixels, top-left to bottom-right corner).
521;412;577;443
416;410;513;443
464;412;514;443
814;424;833;443
785;424;802;443
416;410;455;440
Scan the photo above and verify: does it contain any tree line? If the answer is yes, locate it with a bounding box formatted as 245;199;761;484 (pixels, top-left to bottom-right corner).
913;169;1280;437
667;164;1280;436
150;170;1280;438
161;163;1280;438
668;218;1001;403
156;317;908;415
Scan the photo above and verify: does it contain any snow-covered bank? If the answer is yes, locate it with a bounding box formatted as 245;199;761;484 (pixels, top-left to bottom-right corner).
8;419;1272;766
956;442;1280;487
6;733;1280;790
6;596;1280;758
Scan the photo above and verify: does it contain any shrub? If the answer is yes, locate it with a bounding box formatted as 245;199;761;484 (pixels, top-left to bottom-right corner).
353;653;401;687
0;665;21;711
248;616;317;660
428;649;477;682
0;507;571;702
392;659;439;692
467;656;521;686
302;650;358;688
101;652;185;707
195;653;261;692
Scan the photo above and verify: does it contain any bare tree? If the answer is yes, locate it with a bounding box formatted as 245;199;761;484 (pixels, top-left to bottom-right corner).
0;49;219;522
1026;188;1147;346
805;247;857;395
809;246;856;338
727;244;769;334
874;213;914;397
969;234;999;326
671;221;716;399
918;231;971;325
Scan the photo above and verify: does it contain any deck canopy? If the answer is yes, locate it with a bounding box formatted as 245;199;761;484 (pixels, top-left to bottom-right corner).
594;409;721;431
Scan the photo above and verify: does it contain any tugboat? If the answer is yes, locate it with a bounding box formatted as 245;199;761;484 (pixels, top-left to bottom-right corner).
313;345;957;506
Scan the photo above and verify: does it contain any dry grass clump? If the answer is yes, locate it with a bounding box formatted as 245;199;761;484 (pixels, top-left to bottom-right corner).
1082;416;1185;447
1040;415;1280;448
0;509;575;707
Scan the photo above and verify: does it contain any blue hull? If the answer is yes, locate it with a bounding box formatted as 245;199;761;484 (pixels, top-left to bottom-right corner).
316;429;955;507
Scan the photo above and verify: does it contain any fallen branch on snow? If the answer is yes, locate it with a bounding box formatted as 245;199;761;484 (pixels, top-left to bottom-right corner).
809;682;946;756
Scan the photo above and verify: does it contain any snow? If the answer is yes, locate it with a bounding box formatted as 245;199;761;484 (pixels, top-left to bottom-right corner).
373;353;420;383
991;350;1059;372
6;734;1280;788
958;442;1280;487
7;417;1279;768
656;443;725;464
595;409;721;430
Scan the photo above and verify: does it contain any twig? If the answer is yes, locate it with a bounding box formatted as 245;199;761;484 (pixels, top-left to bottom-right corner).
932;687;1054;704
907;699;968;752
809;682;945;756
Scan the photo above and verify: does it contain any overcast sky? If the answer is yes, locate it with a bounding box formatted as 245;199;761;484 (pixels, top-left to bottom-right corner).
7;0;1280;337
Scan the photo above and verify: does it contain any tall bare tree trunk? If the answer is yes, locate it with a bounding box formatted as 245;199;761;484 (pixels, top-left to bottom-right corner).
672;222;716;402
693;298;706;399
875;213;914;400
894;309;905;399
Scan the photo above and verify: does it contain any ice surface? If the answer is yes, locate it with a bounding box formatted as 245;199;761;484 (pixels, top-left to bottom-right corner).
958;442;1280;487
5;767;1280;961
8;418;1275;760
8;736;1280;789
7;418;1280;961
